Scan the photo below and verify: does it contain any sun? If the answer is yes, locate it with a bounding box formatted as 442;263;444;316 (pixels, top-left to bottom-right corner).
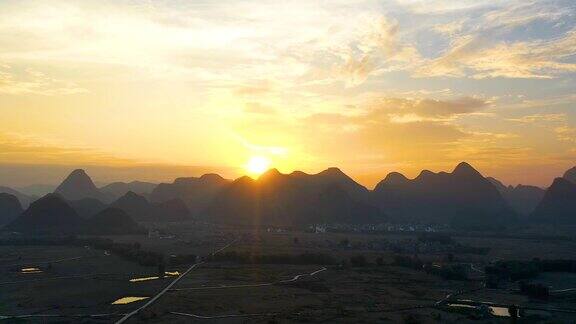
246;156;271;176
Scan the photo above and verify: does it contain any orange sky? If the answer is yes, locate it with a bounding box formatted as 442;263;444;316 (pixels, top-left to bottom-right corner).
0;0;575;188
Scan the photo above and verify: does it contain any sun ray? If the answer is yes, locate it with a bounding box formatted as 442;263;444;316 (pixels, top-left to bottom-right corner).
245;156;271;176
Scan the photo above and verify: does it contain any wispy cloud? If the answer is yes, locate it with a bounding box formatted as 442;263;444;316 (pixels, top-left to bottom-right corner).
0;0;574;187
416;31;576;79
412;0;576;79
0;65;86;95
507;112;576;143
555;125;576;143
507;113;567;123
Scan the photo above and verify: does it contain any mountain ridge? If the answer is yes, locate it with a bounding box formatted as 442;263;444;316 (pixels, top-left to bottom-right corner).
373;162;517;229
54;169;110;202
531;177;576;224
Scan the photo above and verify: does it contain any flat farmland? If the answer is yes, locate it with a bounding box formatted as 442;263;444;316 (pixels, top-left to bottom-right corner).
1;226;576;323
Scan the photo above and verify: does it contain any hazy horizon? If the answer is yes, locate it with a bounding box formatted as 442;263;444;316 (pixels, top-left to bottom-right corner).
0;160;571;190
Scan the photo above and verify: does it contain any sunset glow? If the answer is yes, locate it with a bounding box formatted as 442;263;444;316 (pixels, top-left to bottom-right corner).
246;156;271;176
0;0;574;188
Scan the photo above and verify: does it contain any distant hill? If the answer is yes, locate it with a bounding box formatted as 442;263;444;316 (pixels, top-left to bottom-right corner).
84;208;142;234
54;169;110;202
207;168;382;226
0;193;23;225
110;191;151;221
372;162;517;229
100;181;157;200
487;177;545;215
111;191;192;222
287;167;371;203
67;198;107;218
5;163;566;230
307;185;381;224
0;186;35;208
563;166;576;184
149;174;230;215
3;194;83;233
531;178;576;225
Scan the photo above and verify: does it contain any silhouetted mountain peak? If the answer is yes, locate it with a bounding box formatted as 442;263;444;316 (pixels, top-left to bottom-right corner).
258;168;283;181
5;193;82;233
289;170;309;177
452;162;480;177
515;184;540;191
173;177;194;185
110;191;150;221
0;186;33;208
319;167;346;178
235;175;256;185
63;169;95;188
73;168;88;175
123;190;143;199
563;166;576;184
382;172;409;185
116;191;148;204
200;173;225;182
99;180;156;200
372;162;516;229
0;193;21;206
415;169;435;181
55;169;104;201
0;193;23;225
488;177;545;216
548;177;575;194
209;168;380;226
531;177;576;224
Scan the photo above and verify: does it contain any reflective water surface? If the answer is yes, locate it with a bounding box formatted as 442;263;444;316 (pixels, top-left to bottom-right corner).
446;303;515;318
20;267;42;274
490;306;511;317
129;271;180;282
111;296;149;305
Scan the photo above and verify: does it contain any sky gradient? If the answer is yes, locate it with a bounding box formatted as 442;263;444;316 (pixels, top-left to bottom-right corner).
0;0;575;188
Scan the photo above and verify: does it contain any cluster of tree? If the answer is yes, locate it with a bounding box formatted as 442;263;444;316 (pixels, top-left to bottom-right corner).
207;251;379;268
393;255;424;270
348;254;368;267
417;233;490;255
519;281;549;298
168;254;198;266
90;239;164;266
393;255;467;280
424;263;468;280
417;233;455;245
486;259;576;282
485;260;540;281
91;240;197;267
452;245;490;255
537;259;576;272
205;251;337;265
0;236;195;268
0;235;84;246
